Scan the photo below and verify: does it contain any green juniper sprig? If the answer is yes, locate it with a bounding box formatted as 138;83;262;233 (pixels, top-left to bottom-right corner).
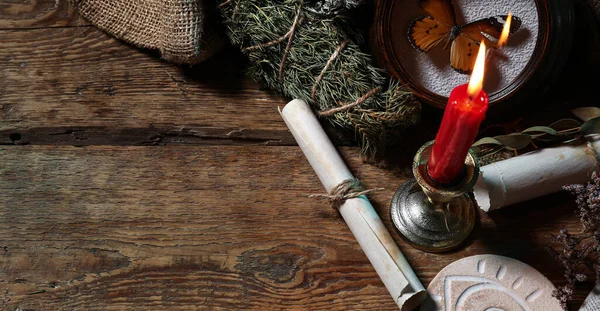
217;0;420;161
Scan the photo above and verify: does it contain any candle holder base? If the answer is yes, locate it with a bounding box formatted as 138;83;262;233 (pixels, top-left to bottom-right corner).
390;179;476;253
390;141;480;253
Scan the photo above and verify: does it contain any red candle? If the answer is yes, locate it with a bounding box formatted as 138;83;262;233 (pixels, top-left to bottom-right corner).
427;42;489;184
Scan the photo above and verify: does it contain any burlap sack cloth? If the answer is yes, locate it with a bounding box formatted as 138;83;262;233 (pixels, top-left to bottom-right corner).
73;0;225;64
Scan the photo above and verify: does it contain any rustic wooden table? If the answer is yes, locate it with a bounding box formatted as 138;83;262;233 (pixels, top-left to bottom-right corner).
0;1;594;310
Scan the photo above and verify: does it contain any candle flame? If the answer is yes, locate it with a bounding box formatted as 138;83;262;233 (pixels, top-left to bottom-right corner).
497;12;512;48
468;41;486;97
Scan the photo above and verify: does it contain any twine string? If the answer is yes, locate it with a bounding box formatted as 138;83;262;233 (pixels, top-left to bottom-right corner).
229;0;380;116
231;0;242;21
311;40;348;101
309;179;384;210
318;86;382;116
243;16;305;52
279;1;303;82
217;0;234;9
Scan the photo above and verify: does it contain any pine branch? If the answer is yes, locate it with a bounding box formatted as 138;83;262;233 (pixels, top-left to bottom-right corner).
217;0;420;161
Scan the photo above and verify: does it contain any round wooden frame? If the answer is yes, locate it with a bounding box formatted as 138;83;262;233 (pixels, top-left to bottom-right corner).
371;0;575;117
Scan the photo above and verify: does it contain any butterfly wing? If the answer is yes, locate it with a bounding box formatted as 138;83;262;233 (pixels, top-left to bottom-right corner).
408;0;456;52
460;15;523;48
408;16;453;52
450;35;479;73
419;0;456;26
450;15;522;73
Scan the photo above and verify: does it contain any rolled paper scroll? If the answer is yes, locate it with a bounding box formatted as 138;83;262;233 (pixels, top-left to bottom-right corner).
474;135;600;212
280;99;426;310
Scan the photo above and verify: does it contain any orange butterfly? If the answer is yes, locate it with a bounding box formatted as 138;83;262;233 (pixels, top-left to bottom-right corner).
408;0;522;73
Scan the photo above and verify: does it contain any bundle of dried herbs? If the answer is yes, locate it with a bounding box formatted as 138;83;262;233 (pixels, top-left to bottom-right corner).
217;0;420;161
548;172;600;309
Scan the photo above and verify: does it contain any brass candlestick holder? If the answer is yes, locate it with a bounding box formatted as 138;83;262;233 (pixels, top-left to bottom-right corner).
390;141;480;253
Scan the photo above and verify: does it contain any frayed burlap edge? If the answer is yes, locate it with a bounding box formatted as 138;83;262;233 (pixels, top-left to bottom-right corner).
73;0;226;64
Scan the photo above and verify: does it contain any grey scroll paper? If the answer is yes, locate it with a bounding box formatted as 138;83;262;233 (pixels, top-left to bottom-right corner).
474;135;600;212
280;99;426;310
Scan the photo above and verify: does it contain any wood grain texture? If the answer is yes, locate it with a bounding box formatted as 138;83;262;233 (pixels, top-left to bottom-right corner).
0;146;589;310
0;1;593;310
0;24;317;147
0;0;85;29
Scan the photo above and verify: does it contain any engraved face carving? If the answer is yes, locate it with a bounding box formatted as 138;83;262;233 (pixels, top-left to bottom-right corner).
421;255;562;311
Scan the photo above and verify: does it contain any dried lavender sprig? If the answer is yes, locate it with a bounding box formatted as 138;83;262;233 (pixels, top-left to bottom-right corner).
549;172;600;309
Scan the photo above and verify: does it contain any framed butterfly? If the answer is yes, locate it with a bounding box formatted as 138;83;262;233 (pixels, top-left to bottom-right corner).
408;0;522;74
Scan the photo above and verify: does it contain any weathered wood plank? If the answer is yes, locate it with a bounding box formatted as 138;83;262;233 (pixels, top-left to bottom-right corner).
0;0;85;29
0;26;320;146
0;145;589;309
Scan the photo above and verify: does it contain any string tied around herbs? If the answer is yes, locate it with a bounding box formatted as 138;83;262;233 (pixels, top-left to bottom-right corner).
278;1;303;82
309;179;384;210
218;0;422;161
311;40;349;101
312;40;383;117
318;86;382;116
232;0;381;118
234;0;304;82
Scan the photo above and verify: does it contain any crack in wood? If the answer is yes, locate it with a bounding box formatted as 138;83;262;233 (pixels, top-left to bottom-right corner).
0;127;293;146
